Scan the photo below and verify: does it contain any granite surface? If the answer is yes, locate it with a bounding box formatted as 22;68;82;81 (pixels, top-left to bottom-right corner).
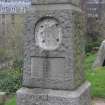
22;4;85;90
32;0;80;6
17;1;91;105
93;40;105;68
17;81;91;105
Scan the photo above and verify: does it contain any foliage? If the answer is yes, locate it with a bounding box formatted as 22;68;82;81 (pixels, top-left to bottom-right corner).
84;53;105;98
86;17;104;53
12;59;23;70
0;68;22;93
85;34;102;53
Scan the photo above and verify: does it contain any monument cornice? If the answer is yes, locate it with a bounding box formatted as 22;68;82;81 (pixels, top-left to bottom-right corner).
32;0;80;6
31;4;81;12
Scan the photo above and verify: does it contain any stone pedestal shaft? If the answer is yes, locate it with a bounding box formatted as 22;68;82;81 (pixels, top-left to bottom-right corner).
22;4;85;90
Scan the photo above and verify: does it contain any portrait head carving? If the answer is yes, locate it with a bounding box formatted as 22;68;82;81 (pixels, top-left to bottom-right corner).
35;17;62;50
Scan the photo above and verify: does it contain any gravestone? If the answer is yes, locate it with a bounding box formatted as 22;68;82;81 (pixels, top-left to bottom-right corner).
17;0;91;105
93;40;105;68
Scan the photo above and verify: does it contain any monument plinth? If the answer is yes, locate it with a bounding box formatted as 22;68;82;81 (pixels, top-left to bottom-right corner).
17;0;91;105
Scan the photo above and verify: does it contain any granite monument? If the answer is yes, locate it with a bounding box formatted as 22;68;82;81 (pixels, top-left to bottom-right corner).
17;0;91;105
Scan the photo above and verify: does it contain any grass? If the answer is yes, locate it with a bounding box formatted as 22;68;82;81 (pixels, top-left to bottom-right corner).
5;97;16;105
85;53;105;98
0;68;22;93
5;53;105;105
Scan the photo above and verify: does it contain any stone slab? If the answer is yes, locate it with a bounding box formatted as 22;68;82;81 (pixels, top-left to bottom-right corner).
93;40;105;68
17;81;91;105
32;0;80;6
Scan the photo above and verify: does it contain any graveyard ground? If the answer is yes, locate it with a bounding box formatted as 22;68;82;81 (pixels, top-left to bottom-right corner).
5;97;16;105
3;53;105;105
85;53;105;98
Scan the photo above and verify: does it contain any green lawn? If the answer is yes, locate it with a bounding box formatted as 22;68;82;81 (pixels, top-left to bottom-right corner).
5;53;105;105
5;97;16;105
85;53;105;98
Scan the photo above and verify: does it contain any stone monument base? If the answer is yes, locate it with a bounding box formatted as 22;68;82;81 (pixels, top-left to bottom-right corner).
16;81;91;105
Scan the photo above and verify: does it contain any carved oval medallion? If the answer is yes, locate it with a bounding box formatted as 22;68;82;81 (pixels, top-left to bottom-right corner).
35;18;62;50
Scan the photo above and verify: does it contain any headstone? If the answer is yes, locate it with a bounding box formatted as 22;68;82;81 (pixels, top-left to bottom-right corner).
93;40;105;68
17;0;91;105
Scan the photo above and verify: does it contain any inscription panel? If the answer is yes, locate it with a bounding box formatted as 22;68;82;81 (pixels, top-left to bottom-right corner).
31;57;65;81
31;57;44;78
49;58;65;80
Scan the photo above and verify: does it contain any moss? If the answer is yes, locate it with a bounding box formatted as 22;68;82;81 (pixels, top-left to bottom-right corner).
72;11;86;87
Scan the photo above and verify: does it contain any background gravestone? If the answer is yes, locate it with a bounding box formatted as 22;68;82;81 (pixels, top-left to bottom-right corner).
17;0;91;105
93;40;105;68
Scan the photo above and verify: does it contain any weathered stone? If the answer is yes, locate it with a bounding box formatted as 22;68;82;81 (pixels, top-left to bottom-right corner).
17;1;91;105
32;0;80;6
93;40;105;68
17;82;91;105
22;4;85;90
